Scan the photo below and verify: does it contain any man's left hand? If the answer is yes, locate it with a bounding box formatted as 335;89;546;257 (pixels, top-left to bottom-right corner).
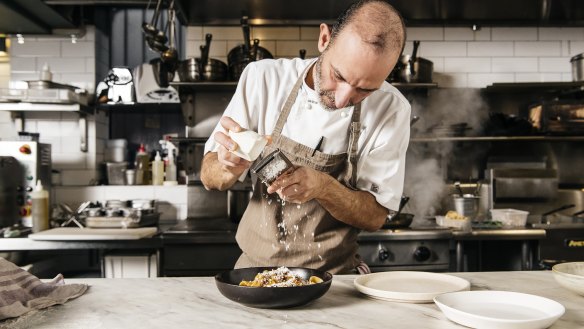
266;166;332;203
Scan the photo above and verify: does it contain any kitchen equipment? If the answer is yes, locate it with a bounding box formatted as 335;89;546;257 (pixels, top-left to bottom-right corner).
383;196;412;229
358;229;452;272
177;34;228;82
434;291;565;329
104;139;128;163
489;208;529;227
0;141;51;228
453;195;480;219
133;60;179;103
251;149;294;186
541;204;575;224
354;272;470;303
528;100;584;134
487;168;558;201
28;227;158;240
106;162;128;185
215;267;332;308
0;81;88;105
552;262;584;296
0;156;23;228
388;40;433;83
227;16;273;81
570;53;584;81
100;67;135;104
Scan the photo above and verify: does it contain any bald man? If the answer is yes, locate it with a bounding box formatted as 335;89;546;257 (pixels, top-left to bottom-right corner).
201;0;410;274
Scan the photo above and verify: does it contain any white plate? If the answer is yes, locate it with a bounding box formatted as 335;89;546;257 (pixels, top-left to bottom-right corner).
552;262;584;296
353;271;470;303
434;291;565;329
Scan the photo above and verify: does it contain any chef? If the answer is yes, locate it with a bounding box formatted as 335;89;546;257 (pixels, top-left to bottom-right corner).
201;0;410;274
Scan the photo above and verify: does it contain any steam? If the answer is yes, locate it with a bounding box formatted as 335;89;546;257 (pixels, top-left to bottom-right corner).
403;89;489;220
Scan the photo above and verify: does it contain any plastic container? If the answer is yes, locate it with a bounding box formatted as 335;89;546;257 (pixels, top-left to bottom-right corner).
135;144;150;185
165;151;177;184
30;180;50;233
490;209;529;227
151;151;164;186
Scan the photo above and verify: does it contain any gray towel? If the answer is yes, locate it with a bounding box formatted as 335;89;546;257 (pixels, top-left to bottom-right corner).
0;257;88;321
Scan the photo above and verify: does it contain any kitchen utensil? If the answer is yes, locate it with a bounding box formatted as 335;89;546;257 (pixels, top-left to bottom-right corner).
354;272;470;303
177;34;229;82
453;195;480;220
215;267;333;308
227;16;273;81
60;201;91;228
541;204;576;224
410;115;420;127
299;49;306;59
552;262;584;296
454;181;464;196
571;53;584;81
434;291;565;329
389;40;433;83
383;196;412;229
161;2;178;67
251;149;295;186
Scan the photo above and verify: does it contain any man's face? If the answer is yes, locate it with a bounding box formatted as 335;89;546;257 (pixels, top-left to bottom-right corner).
314;26;399;110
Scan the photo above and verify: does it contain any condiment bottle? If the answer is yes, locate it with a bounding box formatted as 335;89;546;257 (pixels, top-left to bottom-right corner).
31;180;49;233
164;151;178;185
151;151;164;185
135;143;150;185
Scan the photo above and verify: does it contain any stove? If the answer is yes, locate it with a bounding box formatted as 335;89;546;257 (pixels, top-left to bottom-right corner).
358;228;453;272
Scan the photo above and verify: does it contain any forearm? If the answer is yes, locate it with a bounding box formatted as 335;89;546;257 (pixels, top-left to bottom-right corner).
316;175;389;231
200;152;241;191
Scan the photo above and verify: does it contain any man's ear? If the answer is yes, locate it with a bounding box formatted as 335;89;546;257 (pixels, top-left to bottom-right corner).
318;23;332;52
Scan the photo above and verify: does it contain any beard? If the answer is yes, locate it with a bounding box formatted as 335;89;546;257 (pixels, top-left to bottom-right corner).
313;56;339;111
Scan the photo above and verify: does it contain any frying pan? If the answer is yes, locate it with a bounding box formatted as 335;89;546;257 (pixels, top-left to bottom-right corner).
215;267;333;308
227;16;273;81
382;196;413;229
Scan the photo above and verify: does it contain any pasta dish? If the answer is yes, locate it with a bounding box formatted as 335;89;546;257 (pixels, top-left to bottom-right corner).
239;266;323;287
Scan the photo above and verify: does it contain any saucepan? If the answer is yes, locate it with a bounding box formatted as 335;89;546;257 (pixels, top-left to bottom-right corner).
177;34;228;82
227;16;273;81
215;267;332;308
388;41;433;83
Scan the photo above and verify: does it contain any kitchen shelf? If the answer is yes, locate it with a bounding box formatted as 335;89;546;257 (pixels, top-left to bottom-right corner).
170;81;438;93
97;103;181;112
485;82;584;93
411;136;584;142
0;102;93;152
169;137;209;145
170;82;238;93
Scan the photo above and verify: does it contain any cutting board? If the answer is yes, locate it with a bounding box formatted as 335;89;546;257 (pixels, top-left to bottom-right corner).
28;227;158;240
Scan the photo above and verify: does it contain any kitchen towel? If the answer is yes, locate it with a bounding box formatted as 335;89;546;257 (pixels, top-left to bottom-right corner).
0;257;88;321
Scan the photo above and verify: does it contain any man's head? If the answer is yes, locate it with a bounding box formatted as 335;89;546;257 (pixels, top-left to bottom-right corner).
312;0;406;110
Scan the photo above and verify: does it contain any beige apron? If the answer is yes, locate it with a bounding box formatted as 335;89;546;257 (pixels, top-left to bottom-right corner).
235;65;367;274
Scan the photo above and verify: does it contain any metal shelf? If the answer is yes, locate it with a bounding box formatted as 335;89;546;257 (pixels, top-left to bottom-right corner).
0;102;93;152
97;103;181;112
411;136;584;142
485;82;584;93
170;82;238;93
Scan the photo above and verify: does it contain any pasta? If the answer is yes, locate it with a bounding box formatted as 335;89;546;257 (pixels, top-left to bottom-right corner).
239;266;323;287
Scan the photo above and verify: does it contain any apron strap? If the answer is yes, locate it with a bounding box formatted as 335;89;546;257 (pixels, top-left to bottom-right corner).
271;64;311;142
344;103;361;188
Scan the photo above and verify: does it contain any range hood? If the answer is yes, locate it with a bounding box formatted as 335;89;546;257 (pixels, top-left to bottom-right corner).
0;0;79;34
7;0;584;32
175;0;584;26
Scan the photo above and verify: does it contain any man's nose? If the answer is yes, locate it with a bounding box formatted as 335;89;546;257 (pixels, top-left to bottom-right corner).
335;84;355;109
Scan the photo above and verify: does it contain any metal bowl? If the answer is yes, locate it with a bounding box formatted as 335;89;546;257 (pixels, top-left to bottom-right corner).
215;267;333;308
382;213;414;229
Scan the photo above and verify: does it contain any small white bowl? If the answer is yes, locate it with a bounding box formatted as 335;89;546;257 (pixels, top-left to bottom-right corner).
552;262;584;296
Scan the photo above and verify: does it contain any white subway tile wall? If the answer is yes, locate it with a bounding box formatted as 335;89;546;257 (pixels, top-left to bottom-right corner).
1;27;106;187
184;25;584;87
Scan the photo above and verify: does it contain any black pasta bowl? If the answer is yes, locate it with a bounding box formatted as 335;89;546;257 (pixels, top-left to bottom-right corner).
215;267;333;309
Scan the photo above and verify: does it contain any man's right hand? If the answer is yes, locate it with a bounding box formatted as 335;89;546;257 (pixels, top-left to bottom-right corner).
213;116;251;175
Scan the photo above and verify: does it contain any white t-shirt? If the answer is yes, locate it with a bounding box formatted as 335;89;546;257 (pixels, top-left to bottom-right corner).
204;58;411;211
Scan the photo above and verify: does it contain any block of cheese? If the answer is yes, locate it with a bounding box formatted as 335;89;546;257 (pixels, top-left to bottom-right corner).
229;130;268;161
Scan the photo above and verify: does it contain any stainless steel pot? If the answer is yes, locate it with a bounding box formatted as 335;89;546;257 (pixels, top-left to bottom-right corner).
177;34;228;82
570;53;584;81
227;17;273;81
388;41;433;83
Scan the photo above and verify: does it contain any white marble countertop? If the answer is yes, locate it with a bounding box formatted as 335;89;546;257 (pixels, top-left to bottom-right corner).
2;271;583;329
